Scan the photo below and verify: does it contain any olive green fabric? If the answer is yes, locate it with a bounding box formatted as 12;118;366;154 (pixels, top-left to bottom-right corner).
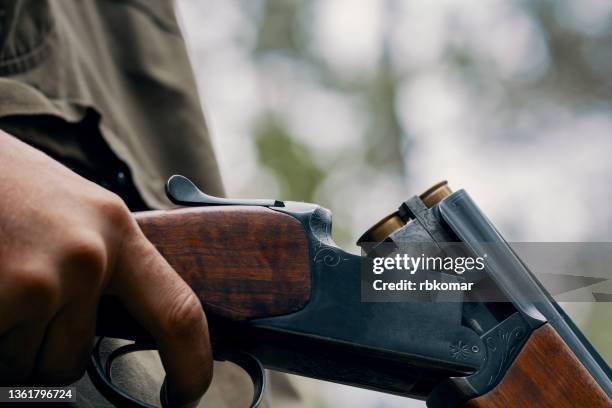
0;0;225;208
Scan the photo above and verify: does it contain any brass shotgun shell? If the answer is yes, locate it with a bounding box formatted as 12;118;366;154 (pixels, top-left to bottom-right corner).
357;212;405;245
420;180;452;208
357;181;452;247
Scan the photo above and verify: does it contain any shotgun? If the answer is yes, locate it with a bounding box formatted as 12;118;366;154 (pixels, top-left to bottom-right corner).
92;176;612;407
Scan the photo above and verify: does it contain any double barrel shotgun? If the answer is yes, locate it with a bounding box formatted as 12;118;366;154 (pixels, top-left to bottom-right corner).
93;175;612;407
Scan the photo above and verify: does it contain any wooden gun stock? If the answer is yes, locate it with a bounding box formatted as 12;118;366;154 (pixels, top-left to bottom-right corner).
464;324;611;408
96;205;312;339
135;206;312;321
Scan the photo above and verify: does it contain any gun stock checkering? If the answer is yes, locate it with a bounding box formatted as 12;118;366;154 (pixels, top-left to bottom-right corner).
92;177;612;408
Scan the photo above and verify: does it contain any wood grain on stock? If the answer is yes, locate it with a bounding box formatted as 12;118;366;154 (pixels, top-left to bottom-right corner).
464;324;611;408
135;206;311;321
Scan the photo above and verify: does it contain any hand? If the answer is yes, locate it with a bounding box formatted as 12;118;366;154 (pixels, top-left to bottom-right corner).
0;131;212;407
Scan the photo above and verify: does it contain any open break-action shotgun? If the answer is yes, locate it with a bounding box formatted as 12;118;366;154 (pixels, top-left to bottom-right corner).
92;176;612;407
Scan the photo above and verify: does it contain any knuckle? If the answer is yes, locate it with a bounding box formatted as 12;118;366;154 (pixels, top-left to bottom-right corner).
9;269;59;311
61;234;107;283
94;192;132;231
162;291;205;337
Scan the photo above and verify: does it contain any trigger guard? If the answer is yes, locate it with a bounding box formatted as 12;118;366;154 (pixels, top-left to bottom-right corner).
214;350;267;408
87;338;267;408
87;338;158;408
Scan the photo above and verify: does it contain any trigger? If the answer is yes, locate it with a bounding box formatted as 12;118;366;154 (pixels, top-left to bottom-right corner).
214;350;267;408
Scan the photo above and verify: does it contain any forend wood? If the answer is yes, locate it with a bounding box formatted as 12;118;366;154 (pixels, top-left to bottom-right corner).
135;205;312;321
463;324;612;408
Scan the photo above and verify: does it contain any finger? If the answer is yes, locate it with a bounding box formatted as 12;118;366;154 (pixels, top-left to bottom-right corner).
0;322;46;383
0;260;60;334
0;297;16;334
109;233;213;407
31;301;97;385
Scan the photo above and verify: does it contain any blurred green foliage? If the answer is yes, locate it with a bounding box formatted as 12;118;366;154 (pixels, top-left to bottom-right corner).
254;115;324;202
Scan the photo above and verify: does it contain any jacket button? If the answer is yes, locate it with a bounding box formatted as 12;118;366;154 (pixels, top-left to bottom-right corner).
116;171;127;187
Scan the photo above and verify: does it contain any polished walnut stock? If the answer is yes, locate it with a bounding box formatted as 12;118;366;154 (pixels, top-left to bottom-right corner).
135;206;312;321
464;324;611;408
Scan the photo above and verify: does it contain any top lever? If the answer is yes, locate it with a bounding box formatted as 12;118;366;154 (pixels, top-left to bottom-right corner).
166;175;284;207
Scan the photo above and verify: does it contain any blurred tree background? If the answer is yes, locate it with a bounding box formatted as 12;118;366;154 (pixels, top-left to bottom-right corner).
178;1;612;406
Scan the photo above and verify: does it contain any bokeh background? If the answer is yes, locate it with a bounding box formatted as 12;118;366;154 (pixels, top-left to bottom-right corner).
177;1;612;407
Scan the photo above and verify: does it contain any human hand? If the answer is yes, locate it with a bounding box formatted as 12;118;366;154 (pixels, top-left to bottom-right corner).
0;131;212;407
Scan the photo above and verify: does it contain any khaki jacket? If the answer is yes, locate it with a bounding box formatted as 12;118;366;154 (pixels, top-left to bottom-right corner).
0;0;224;208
